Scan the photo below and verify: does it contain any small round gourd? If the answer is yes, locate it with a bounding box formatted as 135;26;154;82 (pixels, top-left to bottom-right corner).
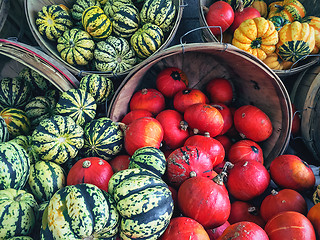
267;0;306;22
103;0;133;18
71;0;101;22
10;135;39;165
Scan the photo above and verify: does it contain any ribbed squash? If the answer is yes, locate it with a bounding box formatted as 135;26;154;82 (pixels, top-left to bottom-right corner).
79;74;114;104
0;189;38;239
31;115;84;165
276;21;315;62
94;36;137;73
267;0;306;22
7;236;34;240
223;0;254;10
269;15;290;31
108;168;174;240
0;116;9;143
0;141;30;190
232;17;279;61
55;89;97;127
302;16;320;54
251;0;268;18
57;28;95;66
82;6;112;39
140;0;176;32
130;23;164;59
262;52;293;70
40;183;119;239
71;0;101;22
36;4;73;41
103;0;133;18
10;135;39;165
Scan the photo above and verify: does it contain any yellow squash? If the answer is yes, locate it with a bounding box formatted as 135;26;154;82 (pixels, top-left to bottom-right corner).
302;16;320;54
267;0;306;22
263;52;293;70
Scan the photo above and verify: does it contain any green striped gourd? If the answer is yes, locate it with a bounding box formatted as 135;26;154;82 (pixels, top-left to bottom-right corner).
82;6;112;39
0;116;9;143
130;23;164;59
223;0;254;10
0;108;31;139
83;117;123;161
108;168;174;240
129;146;166;177
7;236;34;240
94;36;137;73
0;77;31;110
31;115;84;164
71;0;101;22
103;0;133;18
40;183;119;239
79;74;114;104
28;160;66;203
0;189;38;239
25;96;56;129
36;4;73;41
57;28;95;66
140;0;176;32
268;16;290;31
55;89;97;127
10;135;39;165
0;141;30;190
111;4;140;38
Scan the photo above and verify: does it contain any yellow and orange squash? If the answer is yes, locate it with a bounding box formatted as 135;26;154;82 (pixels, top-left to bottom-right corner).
302;16;320;54
251;0;268;18
267;0;306;23
263;52;293;70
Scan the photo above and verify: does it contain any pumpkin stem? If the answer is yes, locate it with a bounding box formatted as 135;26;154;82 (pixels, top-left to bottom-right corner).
251;37;262;49
14;192;24;202
193;128;199;135
248;206;259;216
83;160;91;168
274;4;284;12
202;5;209;14
237;0;244;12
116;122;127;133
190;171;197;178
213;161;234;185
271;189;279;195
141;88;148;94
180;120;188;131
204;132;210;137
211;104;224;110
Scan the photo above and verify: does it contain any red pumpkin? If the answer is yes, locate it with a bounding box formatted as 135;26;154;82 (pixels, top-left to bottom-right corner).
166;146;215;188
156;67;189;98
109;154;130;173
129;88;165;115
226;160;270;201
264;211;316;240
230;7;261;33
159;217;210;240
121;109;153;125
178;175;231;229
124;117;163;156
156;109;190;150
173;89;209;113
212;103;233;135
260;188;307;222
205;1;235;36
269;154;315;192
184;103;224;137
206;221;230;240
228;201;265;228
227;139;264;164
206;78;234;105
66;157;114;192
233;105;273;142
291;103;301;136
307;203;320;237
215;135;233;156
184;132;225;168
217;221;269;240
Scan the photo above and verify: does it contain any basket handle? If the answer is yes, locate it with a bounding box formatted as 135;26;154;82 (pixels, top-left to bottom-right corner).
179;26;224;45
287;53;320;72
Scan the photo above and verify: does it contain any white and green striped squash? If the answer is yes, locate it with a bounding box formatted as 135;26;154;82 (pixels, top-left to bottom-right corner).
129;146;166;177
55;89;97;127
0;77;32;110
7;236;34;240
108;168;174;240
103;0;133;18
0;189;38;239
0;116;9;143
83;117;124;161
94;36;137;73
57;28;95;66
130;23;164;59
111;4;140;38
40;183;119;239
140;0;176;32
31;115;84;165
28;160;66;203
10;135;39;165
0;141;30;190
82;6;113;39
36;4;74;41
71;0;101;22
79;74;114;104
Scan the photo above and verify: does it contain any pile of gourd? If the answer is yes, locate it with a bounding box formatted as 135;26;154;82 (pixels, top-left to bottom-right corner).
35;0;177;74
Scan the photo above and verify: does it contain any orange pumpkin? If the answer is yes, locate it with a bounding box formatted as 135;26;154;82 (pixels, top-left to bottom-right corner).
302;16;320;54
307;203;320;238
262;52;294;70
267;0;306;22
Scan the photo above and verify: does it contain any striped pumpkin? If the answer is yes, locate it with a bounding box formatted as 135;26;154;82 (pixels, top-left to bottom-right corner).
94;36;137;73
0;141;30;190
140;0;176;32
79;74;114;104
55;89;97;127
82;6;112;39
57;28;95;66
40;183;119;239
0;116;9;143
71;0;101;22
112;4;140;38
10;135;39;165
302;16;320;54
267;0;306;23
31;115;84;165
0;108;31;139
83;117;124;161
36;4;73;41
0;189;38;239
103;0;133;18
130;23;164;59
108;168;174;240
28;160;66;203
0;77;31;110
129;146;166;177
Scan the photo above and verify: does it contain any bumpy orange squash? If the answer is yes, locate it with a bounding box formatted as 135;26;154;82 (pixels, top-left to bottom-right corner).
267;0;306;22
262;52;293;70
302;16;320;54
251;0;268;18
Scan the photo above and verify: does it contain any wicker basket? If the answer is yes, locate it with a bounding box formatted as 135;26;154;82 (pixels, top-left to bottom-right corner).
198;0;320;77
107;42;292;168
24;0;185;79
